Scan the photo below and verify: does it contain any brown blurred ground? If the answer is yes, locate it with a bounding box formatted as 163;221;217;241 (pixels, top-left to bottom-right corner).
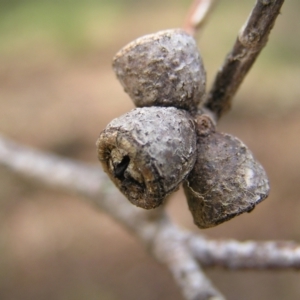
0;0;299;299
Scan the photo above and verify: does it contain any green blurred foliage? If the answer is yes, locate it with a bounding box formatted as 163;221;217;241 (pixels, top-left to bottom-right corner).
0;0;125;54
1;0;299;60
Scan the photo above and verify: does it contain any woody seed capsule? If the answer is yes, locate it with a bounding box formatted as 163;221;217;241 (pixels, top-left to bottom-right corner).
183;115;270;228
113;29;206;112
97;106;197;209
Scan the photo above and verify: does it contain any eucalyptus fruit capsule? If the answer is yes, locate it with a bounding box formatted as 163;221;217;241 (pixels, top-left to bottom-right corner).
113;29;206;112
183;115;270;228
97;106;197;209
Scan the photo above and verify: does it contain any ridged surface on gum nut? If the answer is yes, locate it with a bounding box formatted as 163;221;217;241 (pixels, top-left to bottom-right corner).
113;29;206;112
184;130;269;229
97;106;197;209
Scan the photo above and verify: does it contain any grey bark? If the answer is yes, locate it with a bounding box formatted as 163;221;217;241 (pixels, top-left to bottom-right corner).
205;0;285;119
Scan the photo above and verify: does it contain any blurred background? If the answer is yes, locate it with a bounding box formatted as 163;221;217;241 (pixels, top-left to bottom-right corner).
0;0;299;299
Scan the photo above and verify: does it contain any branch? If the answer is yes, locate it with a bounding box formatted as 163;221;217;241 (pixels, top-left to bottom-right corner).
205;0;285;119
1;133;300;298
183;0;217;36
187;237;300;269
0;134;224;300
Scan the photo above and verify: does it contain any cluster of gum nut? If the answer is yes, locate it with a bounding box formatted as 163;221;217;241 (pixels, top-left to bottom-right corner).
96;29;270;229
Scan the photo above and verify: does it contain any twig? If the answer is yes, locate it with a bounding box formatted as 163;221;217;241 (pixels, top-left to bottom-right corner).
0;134;224;300
1;134;300;298
205;0;285;119
184;0;217;36
187;237;300;269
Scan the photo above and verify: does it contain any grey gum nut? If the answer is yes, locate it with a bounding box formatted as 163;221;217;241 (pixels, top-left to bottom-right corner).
97;107;197;209
113;29;206;112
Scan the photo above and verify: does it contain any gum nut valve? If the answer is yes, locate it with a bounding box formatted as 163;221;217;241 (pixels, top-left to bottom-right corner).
97;106;197;209
183;115;270;229
113;29;206;112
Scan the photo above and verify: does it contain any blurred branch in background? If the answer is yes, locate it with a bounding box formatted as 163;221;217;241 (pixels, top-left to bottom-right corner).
0;135;226;300
183;0;217;36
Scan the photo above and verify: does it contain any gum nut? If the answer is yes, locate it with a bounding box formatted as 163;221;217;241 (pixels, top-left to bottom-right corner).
96;106;197;209
113;28;206;112
183;116;269;228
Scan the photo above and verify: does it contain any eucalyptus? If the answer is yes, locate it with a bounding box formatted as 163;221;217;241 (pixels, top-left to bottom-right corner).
97;106;197;209
97;28;269;228
113;29;206;112
183;114;269;228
